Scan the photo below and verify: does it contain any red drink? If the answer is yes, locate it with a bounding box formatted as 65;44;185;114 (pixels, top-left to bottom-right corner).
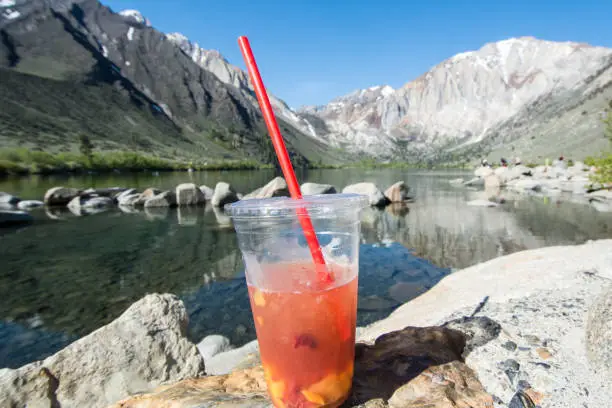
248;261;358;408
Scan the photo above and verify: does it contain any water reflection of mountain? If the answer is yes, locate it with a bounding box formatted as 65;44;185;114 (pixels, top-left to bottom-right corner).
360;190;612;269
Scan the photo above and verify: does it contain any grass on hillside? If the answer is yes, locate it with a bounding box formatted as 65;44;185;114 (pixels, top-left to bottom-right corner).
0;148;271;176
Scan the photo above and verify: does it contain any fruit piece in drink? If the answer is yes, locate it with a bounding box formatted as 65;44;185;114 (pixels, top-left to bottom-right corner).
248;261;358;408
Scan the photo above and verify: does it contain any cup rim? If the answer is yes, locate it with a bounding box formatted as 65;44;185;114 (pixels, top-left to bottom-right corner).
224;193;369;219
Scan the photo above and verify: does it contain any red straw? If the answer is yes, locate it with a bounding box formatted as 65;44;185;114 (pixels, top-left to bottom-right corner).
238;36;332;283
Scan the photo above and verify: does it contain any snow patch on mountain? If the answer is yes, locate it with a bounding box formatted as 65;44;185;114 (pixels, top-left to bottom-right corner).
127;27;134;41
0;0;16;7
119;9;150;26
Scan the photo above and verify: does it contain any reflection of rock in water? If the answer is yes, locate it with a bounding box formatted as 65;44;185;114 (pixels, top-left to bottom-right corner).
0;207;242;360
360;195;543;269
144;206;169;220
212;205;232;228
177;207;199;226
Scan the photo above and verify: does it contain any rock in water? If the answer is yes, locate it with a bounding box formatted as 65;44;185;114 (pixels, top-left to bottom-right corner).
467;199;499;207
211;182;239;207
82;187;127;198
474;166;494;178
43;187;80;206
586;285;612;376
301;182;337;195
463;177;485;187
17;200;44;210
0;210;33;226
342;183;389;207
484;174;502;189
176;183;206;206
0;294;204;408
144;191;177;208
68;196;114;210
509;179;541;192
141;188;162;199
118;193;143;206
384;181;411;202
199;185;214;201
0;192;20;207
243;177;289;200
115;188;138;202
197;335;234;361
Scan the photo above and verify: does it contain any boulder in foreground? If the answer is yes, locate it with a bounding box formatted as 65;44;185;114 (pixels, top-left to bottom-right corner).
360;240;612;407
0;294;204;408
110;324;492;408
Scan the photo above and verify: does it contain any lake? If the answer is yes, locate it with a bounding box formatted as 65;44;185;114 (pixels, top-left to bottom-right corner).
1;168;612;369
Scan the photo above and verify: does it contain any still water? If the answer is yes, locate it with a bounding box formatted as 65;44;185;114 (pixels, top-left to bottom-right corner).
1;169;611;368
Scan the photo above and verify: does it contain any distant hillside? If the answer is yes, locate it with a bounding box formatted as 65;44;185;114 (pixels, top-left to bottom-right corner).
0;0;343;167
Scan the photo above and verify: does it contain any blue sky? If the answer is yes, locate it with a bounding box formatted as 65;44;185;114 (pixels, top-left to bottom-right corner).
102;0;612;108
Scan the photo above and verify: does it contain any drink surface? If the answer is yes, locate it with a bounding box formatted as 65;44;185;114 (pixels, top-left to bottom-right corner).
247;261;358;408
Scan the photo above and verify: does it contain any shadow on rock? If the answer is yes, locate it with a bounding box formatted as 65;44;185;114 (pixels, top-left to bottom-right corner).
111;325;494;407
346;326;466;405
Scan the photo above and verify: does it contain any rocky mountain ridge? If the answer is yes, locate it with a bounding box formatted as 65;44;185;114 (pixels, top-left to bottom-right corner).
1;0;610;164
299;37;612;161
0;0;338;165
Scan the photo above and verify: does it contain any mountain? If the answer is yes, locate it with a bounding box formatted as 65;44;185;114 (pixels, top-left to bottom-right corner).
298;37;612;162
0;0;340;166
164;32;321;142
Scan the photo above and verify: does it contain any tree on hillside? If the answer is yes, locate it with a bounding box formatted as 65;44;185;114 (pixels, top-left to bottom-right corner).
79;134;95;162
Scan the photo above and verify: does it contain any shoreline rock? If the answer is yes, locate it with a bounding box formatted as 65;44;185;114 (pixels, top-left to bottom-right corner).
465;163;612;212
359;240;612;407
0;294;204;408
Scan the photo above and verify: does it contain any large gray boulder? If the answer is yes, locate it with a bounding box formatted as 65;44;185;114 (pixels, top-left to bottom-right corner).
0;294;205;408
43;187;80;206
211;182;239;207
342;183;389;207
144;191;177;208
176;183;206;206
301;182;337;195
243;177;289;200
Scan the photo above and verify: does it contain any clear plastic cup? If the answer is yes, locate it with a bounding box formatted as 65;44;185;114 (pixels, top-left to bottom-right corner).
226;194;368;408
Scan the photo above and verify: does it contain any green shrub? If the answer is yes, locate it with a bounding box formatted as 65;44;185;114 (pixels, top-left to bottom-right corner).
586;153;612;185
